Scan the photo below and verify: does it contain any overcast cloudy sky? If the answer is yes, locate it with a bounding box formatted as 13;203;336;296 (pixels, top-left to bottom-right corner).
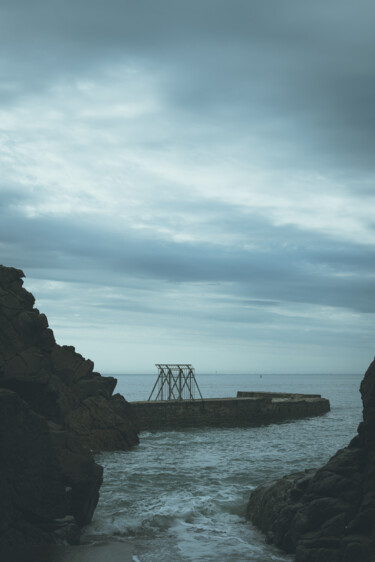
1;0;374;375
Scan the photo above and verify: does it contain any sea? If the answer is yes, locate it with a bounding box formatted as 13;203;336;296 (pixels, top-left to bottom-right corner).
78;372;363;562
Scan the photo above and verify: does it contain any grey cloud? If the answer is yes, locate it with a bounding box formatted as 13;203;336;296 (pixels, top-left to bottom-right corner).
1;0;373;373
1;201;374;314
1;0;374;174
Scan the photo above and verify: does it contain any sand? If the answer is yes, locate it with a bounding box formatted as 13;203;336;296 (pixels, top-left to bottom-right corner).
0;541;135;562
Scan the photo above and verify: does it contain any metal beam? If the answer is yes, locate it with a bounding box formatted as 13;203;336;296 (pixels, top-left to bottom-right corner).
148;364;203;401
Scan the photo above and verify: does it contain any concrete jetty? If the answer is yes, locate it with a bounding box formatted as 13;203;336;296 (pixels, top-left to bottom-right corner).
130;391;330;432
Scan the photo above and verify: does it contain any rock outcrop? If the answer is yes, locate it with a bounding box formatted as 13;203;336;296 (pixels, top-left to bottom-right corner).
0;265;139;546
247;359;375;562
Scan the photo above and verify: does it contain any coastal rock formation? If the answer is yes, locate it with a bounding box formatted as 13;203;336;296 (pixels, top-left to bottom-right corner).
0;265;139;546
247;359;375;562
0;389;74;544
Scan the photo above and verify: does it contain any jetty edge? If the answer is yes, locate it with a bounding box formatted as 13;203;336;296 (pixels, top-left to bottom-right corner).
130;390;330;431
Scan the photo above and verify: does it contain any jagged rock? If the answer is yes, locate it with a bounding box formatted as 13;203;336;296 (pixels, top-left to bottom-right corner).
247;359;375;562
0;265;139;545
65;393;138;451
0;265;139;450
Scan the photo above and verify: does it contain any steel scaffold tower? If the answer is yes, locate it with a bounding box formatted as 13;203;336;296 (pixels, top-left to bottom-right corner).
148;364;203;401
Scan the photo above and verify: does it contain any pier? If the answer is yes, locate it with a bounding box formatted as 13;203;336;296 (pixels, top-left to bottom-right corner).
130;365;330;431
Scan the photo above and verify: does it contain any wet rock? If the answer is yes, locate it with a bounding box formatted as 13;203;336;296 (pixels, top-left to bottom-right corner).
247;359;375;561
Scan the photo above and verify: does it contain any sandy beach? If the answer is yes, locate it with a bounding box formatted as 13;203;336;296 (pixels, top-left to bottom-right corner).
0;542;135;562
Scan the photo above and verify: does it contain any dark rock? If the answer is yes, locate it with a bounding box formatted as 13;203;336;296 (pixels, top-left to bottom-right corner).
0;265;139;450
0;264;140;545
65;393;139;451
247;359;375;561
0;389;69;545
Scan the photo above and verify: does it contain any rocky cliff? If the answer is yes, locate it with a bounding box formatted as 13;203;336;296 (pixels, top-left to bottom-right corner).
0;265;139;546
247;360;375;562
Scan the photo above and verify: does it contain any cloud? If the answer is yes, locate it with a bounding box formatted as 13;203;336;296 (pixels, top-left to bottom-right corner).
0;0;374;372
2;0;375;173
1;197;374;316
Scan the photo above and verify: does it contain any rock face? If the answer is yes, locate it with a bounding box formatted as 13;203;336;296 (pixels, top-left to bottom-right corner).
247;360;375;562
0;265;139;546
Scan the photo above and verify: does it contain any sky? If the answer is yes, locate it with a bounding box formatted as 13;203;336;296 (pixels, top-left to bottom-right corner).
1;0;374;375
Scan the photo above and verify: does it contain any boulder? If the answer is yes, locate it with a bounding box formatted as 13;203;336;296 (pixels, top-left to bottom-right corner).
247;359;375;562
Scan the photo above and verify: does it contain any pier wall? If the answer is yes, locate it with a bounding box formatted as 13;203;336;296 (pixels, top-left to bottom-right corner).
236;391;322;399
130;392;330;432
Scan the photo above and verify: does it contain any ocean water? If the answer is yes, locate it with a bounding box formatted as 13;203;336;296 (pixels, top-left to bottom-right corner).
82;373;363;561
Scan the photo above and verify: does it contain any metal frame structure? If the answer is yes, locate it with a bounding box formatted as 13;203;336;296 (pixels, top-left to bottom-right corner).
148;364;203;401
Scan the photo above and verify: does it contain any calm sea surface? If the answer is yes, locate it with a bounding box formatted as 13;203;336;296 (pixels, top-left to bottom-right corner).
82;373;363;561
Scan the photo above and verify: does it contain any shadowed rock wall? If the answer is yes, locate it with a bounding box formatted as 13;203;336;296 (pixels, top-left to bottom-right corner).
247;360;375;562
0;265;139;546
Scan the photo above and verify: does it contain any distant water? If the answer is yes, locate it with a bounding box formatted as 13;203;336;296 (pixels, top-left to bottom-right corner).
81;373;363;561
